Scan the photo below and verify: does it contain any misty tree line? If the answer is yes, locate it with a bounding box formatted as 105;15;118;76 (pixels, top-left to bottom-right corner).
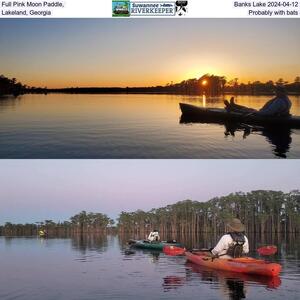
117;190;300;237
0;211;114;236
1;190;300;237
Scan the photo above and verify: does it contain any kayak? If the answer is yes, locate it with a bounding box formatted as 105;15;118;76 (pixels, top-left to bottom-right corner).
187;262;281;289
179;103;300;128
129;240;181;250
129;239;181;251
185;252;281;277
38;230;47;237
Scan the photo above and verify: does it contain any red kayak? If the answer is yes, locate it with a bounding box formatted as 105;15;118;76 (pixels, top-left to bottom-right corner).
188;263;281;289
185;252;281;277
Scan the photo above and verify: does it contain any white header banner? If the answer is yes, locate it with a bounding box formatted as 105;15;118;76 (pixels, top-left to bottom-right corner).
0;0;299;18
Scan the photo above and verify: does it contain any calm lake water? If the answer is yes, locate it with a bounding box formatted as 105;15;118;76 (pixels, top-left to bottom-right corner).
0;94;300;158
0;235;299;300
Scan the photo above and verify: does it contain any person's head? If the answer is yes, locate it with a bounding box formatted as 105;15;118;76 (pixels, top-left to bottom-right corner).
226;218;245;233
275;85;287;97
153;229;158;233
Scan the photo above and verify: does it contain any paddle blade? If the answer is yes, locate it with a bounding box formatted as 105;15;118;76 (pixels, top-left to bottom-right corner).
163;245;186;256
257;245;277;256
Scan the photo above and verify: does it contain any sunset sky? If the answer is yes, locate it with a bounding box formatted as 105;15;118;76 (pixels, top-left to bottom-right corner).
0;19;299;88
0;160;299;224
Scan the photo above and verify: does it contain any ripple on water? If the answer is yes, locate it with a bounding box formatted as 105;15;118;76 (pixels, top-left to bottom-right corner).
1;94;300;158
0;236;300;300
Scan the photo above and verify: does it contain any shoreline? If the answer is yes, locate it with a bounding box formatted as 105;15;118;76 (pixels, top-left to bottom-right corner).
2;90;300;97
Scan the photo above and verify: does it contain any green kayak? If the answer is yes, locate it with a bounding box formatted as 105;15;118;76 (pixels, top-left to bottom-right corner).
128;239;181;251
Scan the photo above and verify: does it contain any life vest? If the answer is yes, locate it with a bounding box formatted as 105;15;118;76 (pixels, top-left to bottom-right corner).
226;232;245;258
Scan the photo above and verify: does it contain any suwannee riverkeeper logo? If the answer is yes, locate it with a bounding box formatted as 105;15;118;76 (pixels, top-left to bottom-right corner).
112;0;188;17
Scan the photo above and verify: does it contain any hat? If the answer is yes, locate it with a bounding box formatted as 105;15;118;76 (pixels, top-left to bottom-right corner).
226;218;245;232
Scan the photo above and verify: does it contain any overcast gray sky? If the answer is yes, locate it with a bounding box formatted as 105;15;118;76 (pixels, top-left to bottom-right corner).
0;160;299;224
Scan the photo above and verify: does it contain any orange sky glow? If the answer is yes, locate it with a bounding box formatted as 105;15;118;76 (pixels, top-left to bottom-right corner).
0;19;299;88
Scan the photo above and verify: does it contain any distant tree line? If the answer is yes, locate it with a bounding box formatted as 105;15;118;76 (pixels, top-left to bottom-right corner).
2;74;299;97
46;75;300;96
118;190;300;237
223;77;300;95
1;191;300;237
48;75;300;96
0;211;115;236
161;75;300;96
47;74;227;96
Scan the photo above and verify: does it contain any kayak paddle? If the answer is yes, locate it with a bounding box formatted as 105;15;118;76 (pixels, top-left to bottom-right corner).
257;245;277;256
163;245;210;256
164;245;278;256
163;245;186;256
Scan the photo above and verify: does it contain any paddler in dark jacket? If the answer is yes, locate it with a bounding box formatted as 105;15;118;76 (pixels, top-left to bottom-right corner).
224;86;292;117
210;218;249;259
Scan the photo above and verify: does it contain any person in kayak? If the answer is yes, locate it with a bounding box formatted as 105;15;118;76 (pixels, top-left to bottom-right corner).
210;218;249;259
147;230;160;242
39;229;47;237
224;86;292;117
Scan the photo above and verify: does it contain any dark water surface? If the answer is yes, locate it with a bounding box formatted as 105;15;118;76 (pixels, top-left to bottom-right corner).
0;235;299;300
0;94;300;158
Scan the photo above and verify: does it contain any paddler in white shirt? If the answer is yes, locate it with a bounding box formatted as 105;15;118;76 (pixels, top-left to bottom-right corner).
210;218;249;259
147;230;160;242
